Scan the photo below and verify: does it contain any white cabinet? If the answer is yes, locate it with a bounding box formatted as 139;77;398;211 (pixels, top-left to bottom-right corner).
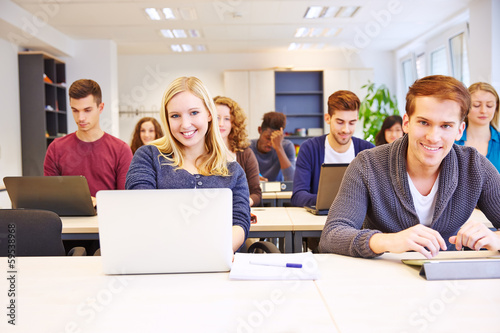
225;68;373;140
224;70;274;140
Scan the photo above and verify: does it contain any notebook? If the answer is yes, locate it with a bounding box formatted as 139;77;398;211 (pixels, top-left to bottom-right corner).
96;188;233;275
304;163;349;215
3;176;96;216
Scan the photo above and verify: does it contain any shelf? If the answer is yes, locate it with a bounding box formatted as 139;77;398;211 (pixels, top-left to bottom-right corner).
19;51;67;176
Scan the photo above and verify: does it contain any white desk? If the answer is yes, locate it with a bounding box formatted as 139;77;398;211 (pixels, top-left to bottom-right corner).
286;207;327;252
0;256;336;332
61;208;296;253
315;251;500;332
287;208;497;253
3;252;500;332
262;191;292;207
250;207;293;253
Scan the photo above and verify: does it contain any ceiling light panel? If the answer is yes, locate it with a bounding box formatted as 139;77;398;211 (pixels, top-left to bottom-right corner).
188;29;201;38
323;7;340;18
145;8;161;21
173;29;187;38
179;7;198;20
160;29;174;38
163;8;177;20
304;6;323;19
338;6;360;18
171;44;182;52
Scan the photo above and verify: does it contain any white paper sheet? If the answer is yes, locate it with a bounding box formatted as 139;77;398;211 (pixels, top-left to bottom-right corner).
229;252;320;280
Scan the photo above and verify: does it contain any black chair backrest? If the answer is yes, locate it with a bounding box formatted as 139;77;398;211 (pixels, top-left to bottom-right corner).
0;209;65;256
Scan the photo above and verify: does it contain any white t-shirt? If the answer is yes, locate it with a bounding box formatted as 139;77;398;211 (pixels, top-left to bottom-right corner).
324;138;355;164
407;173;440;227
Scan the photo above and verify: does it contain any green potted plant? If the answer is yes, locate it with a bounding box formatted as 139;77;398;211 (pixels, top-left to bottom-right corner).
359;81;400;144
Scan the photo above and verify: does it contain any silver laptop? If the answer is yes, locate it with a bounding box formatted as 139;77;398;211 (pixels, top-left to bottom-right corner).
97;188;233;275
304;163;349;215
3;176;96;216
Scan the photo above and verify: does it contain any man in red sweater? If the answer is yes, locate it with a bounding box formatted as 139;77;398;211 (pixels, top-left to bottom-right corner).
44;79;133;207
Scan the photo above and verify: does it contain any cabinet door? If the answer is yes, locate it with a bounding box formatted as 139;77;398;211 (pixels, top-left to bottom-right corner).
224;70;274;140
248;70;274;140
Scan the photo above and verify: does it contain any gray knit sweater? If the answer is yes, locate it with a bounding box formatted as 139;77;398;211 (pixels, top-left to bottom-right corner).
318;135;500;258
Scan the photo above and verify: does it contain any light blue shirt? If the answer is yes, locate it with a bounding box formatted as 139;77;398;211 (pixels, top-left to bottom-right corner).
455;125;500;173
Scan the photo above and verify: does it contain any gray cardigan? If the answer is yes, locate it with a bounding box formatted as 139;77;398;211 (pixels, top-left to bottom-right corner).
319;135;500;258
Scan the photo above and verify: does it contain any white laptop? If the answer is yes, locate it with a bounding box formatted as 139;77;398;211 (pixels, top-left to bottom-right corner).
96;188;233;275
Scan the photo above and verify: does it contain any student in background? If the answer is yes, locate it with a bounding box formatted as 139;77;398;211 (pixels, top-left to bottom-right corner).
375;115;403;146
130;117;164;154
291;90;374;208
214;96;262;206
319;75;500;259
126;77;250;252
44;79;133;206
455;82;500;172
250;112;296;181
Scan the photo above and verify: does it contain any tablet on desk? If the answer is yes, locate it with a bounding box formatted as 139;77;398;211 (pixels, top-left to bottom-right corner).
3;176;96;216
402;256;500;280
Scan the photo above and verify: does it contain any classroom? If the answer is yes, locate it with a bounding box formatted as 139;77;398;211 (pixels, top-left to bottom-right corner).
1;0;500;332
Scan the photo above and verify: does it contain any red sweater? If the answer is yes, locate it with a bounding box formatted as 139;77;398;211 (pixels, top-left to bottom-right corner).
44;132;133;196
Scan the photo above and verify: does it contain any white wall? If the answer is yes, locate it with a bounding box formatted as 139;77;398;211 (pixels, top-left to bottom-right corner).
63;40;120;137
0;37;21;208
117;50;395;142
469;0;500;86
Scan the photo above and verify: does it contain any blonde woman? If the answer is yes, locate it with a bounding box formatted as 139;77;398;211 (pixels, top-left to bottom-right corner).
214;96;262;206
455;82;500;172
126;77;250;252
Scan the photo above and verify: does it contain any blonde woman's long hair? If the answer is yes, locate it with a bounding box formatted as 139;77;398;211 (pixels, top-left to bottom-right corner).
152;76;230;176
468;82;500;131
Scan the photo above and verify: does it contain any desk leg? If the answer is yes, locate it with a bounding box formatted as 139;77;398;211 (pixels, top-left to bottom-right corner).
293;231;303;253
284;231;293;253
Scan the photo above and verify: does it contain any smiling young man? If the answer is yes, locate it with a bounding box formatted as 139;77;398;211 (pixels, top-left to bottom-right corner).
44;79;133;204
291;90;374;208
319;75;500;259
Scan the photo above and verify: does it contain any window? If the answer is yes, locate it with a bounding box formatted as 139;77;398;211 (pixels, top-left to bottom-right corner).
402;58;415;90
415;53;426;79
430;47;448;75
449;32;470;86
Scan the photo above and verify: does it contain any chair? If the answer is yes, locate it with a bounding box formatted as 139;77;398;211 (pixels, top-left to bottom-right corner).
246;240;281;253
0;209;86;256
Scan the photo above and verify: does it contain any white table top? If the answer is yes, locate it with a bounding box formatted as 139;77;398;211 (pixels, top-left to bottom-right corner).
250;207;293;232
61;207;495;236
286;207;327;231
61;208;295;235
3;252;500;332
315;251;500;333
285;207;495;231
0;256;336;332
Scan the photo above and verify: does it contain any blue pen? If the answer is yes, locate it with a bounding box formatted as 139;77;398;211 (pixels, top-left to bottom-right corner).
249;261;302;268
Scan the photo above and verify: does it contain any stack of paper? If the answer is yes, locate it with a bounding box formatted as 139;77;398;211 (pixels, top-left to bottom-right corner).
229;252;320;280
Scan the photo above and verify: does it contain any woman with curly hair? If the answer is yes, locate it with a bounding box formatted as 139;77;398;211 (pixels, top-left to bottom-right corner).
214;96;262;206
130;117;164;154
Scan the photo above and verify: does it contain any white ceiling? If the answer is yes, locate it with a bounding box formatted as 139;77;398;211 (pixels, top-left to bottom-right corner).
11;0;472;54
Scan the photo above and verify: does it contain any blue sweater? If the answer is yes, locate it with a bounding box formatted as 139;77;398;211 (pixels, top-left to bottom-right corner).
455;125;500;173
250;139;296;181
125;145;251;238
291;135;375;207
